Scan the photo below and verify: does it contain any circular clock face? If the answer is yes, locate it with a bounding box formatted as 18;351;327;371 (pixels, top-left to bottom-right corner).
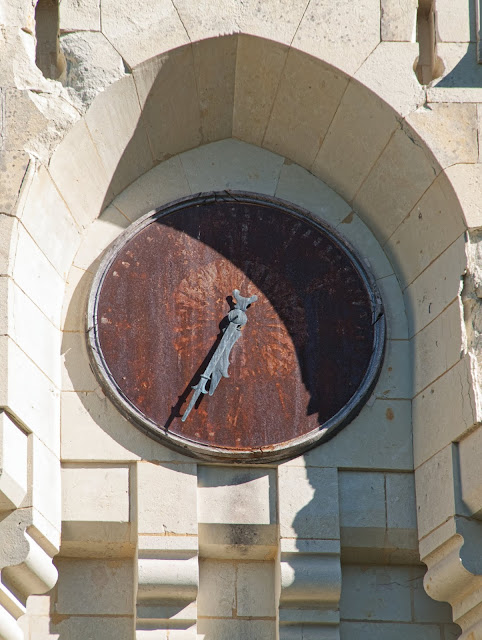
88;193;385;463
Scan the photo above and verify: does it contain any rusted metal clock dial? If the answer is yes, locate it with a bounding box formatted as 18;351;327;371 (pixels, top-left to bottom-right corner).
87;192;385;463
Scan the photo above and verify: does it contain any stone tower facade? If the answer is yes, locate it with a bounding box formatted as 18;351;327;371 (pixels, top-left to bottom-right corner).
0;0;482;638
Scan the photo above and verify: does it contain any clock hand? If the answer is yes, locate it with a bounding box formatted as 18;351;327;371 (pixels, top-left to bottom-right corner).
181;289;257;422
181;318;240;423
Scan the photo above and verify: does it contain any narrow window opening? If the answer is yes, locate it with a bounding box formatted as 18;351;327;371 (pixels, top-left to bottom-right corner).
415;0;443;84
35;0;63;80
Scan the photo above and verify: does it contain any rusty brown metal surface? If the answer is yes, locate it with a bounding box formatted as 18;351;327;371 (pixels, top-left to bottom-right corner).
93;196;379;456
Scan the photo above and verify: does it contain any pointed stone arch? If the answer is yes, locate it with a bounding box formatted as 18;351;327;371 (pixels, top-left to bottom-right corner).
7;33;480;638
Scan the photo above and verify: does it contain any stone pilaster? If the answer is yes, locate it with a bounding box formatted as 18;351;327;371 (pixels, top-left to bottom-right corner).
279;538;341;639
137;535;198;639
135;461;198;638
278;465;341;639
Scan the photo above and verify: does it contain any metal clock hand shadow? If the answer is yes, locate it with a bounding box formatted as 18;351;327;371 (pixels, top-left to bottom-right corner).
164;304;233;430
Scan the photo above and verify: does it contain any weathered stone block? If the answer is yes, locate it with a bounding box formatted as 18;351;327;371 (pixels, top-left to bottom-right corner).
278;466;339;540
406;103;478;169
197;619;276;640
62;465;130;524
385;473;417;530
12;223;65;327
381;0;417;41
0;151;29;215
10;279;62;387
0;215;18;276
338;471;385;529
354;127;439;245
198;523;278;560
385;172;466;287
275;162;351;228
233;35;288;146
436;0;474;43
300;398;413;471
373;339;411;400
55;558;134;615
237;562;275;616
49;120;113;229
62;265;94;333
197;559;235;617
137;552;198;602
174;0;307;44
0;28;49;90
336;213;394;280
341;566;412;622
61;331;99;393
72;204;129;271
51;616;134;639
180;139;284;196
30;436;61;533
412;300;463;395
60;31;126;113
263;49;348;168
101;0;189;68
137;462;197;535
0;336;60;455
192;36;236;143
19;166;80;279
60;388;192;463
313;79;399;203
415;445;455;538
0;411;27;511
355;42;424;117
113;156;191;224
445;163;482;229
293;0;380;75
458;425;482;518
413;356;477;468
0;0;35;30
428;44;482;103
411;567;456;623
133;48;201;164
339;621;441;639
60;0;101;31
404;234;466;337
84;75;154;198
376;274;409;340
197;466;275;526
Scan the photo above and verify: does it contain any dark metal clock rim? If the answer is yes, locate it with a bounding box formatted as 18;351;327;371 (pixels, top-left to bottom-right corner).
86;191;386;464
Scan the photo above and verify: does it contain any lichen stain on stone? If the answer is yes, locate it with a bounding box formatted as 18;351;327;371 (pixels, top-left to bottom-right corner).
341;211;354;224
385;407;394;420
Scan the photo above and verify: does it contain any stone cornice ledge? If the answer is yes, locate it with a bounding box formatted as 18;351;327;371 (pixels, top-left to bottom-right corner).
421;518;482;639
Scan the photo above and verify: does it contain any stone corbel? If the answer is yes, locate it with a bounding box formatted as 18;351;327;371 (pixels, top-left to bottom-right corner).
421;519;482;639
279;539;341;640
0;510;58;640
136;535;198;639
